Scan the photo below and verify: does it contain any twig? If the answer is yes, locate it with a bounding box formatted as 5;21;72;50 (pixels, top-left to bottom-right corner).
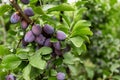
9;0;32;24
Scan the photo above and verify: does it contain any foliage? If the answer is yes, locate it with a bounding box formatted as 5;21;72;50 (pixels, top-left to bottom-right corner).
0;0;92;80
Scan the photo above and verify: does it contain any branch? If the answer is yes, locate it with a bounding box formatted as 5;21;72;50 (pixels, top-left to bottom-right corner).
9;0;32;24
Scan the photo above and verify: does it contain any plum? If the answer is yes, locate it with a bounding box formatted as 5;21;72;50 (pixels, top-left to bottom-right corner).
24;31;35;42
57;72;65;80
56;31;66;40
44;38;52;47
20;0;29;4
6;74;16;80
53;41;61;50
32;24;42;36
24;8;34;17
21;20;28;30
35;34;46;45
21;39;29;47
10;12;20;23
54;49;62;56
43;24;54;35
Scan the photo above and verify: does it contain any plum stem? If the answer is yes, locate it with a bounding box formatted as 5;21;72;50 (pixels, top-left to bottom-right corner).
9;0;33;24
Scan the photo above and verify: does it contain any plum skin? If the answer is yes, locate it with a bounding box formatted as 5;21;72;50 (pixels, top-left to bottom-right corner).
10;12;20;23
56;31;66;40
21;20;28;30
24;8;34;17
53;41;61;50
54;49;62;56
43;24;54;35
57;72;65;80
6;74;16;80
24;31;35;42
44;38;52;47
20;0;29;4
35;34;46;45
32;24;42;36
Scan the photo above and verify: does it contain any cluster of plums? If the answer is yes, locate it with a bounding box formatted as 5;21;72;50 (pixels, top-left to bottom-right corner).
10;0;68;56
9;0;68;80
23;24;67;56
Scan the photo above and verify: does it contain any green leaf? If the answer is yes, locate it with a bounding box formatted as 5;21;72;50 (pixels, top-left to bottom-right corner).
74;7;87;21
23;64;31;80
32;6;45;15
29;53;46;70
1;54;21;69
113;75;120;80
0;45;11;56
60;14;70;27
76;1;88;6
51;69;57;76
110;63;120;72
63;53;75;64
48;77;57;80
48;3;75;12
50;37;58;42
17;53;29;59
0;5;12;16
71;28;93;37
68;65;78;76
85;67;94;79
36;47;52;55
16;49;29;59
72;20;91;31
70;36;84;47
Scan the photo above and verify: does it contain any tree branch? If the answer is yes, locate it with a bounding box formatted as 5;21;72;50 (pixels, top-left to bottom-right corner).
9;0;32;24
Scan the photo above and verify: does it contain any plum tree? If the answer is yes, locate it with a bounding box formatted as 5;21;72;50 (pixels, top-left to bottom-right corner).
24;31;35;42
32;24;42;36
6;74;16;80
24;8;34;17
56;31;66;40
43;24;54;35
21;20;28;30
56;72;65;80
35;34;46;45
10;12;20;23
20;0;29;4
